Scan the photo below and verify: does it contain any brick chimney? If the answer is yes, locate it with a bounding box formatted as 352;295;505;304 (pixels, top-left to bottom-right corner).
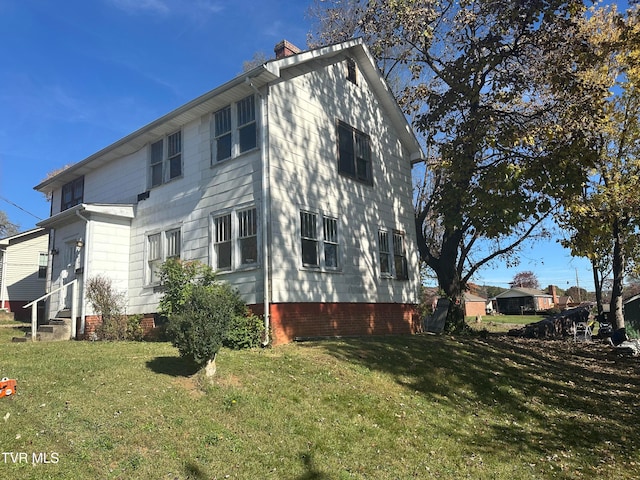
274;40;301;59
548;285;558;305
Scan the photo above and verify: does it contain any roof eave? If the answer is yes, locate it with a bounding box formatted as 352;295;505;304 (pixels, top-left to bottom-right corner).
34;66;278;193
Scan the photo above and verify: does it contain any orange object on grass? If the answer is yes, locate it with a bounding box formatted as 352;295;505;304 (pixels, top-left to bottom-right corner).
0;377;17;397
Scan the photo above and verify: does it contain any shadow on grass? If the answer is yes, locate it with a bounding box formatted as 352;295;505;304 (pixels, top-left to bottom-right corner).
313;333;640;466
295;451;332;480
146;356;200;377
183;461;208;479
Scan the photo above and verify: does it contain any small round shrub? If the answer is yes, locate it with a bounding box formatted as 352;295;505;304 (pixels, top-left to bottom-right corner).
223;311;265;349
166;283;247;367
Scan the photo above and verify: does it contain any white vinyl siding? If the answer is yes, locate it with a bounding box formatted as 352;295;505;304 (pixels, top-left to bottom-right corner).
0;230;49;304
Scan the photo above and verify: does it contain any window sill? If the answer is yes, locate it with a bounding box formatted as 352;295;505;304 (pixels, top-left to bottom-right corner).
149;175;184;190
214;264;260;275
300;266;343;274
338;172;374;187
211;147;260;168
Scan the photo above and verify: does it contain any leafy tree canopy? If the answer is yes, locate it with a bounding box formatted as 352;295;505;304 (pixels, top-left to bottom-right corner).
510;271;540;290
309;0;603;331
0;210;19;238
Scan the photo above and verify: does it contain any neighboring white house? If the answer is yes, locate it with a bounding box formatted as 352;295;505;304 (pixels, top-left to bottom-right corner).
0;228;49;322
34;39;424;344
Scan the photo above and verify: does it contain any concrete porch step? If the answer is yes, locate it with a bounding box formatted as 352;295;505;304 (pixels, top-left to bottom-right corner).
12;319;72;342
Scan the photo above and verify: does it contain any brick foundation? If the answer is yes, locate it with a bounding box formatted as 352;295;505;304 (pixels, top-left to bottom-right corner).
78;314;157;340
251;302;420;345
1;300;45;322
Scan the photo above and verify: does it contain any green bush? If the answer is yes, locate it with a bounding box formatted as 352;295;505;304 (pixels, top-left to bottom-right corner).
87;274;143;341
158;258;217;317
166;283;248;366
224;310;265;349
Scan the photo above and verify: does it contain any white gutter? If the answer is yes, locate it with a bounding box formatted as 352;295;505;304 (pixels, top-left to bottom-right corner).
246;77;271;346
75;209;91;336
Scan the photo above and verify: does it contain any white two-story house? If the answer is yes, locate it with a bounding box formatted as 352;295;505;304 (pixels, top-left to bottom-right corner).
34;38;423;345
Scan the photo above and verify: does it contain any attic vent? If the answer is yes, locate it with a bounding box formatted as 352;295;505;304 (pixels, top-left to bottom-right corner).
346;58;357;84
137;191;150;202
274;40;301;59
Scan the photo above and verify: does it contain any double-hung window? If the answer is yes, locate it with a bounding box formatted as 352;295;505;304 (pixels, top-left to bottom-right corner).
300;210;340;270
337;121;372;184
378;229;408;280
38;253;48;279
300;211;318;267
323;216;339;269
61;177;84;211
213;214;232;271
238;208;258;265
212;206;259;272
393;231;408;280
237;95;257;153
214;106;232;161
146;228;181;285
378;230;391;276
150;130;182;188
212;95;258;163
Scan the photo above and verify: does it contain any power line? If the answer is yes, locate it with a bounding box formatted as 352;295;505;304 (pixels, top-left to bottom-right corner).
0;195;43;221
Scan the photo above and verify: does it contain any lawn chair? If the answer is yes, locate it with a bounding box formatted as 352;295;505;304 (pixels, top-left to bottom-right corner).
573;321;592;342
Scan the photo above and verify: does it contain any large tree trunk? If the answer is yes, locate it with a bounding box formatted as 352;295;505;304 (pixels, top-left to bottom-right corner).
609;218;626;331
428;227;468;333
591;259;605;319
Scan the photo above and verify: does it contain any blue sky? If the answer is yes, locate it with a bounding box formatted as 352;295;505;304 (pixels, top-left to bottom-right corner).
0;0;608;291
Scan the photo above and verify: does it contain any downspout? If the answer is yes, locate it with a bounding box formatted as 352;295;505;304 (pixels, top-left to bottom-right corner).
0;247;6;310
45;228;56;321
246;77;271;346
75;208;91;335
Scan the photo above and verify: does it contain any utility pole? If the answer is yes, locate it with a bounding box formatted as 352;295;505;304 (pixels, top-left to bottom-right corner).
575;268;581;302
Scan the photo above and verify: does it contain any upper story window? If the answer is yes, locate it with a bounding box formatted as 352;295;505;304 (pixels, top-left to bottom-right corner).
61;177;84;211
214;106;232;161
212;95;258;163
150;130;182;188
346;58;357;84
211;206;259;272
337;121;372;185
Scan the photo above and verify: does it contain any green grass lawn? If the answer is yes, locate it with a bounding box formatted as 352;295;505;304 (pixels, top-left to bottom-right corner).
1;326;639;479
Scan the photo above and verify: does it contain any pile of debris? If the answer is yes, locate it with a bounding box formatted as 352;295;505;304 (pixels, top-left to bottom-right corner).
507;307;591;339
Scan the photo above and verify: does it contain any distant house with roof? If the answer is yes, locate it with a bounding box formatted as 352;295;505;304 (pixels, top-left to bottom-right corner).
494;287;554;315
0;228;49;322
464;292;490;317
